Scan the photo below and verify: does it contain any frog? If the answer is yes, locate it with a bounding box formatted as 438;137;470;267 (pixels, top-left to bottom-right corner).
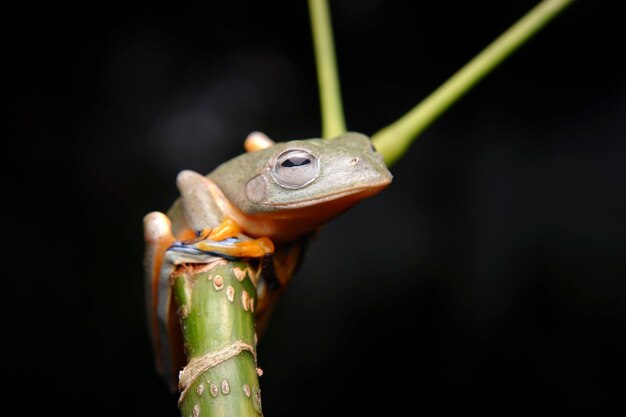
143;131;392;388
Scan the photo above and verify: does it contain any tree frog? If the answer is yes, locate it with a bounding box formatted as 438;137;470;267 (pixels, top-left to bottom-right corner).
143;131;392;386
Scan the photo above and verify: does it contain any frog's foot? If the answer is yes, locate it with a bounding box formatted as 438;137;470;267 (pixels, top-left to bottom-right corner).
194;236;274;258
172;216;273;262
244;131;275;152
168;235;274;263
195;217;242;242
144;211;176;293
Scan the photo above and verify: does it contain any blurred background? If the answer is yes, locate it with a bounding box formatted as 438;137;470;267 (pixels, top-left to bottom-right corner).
3;1;625;415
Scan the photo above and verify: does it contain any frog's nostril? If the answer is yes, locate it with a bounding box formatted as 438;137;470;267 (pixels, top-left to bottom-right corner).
348;157;359;166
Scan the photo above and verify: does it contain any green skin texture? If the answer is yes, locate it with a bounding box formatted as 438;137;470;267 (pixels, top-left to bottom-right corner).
173;261;262;417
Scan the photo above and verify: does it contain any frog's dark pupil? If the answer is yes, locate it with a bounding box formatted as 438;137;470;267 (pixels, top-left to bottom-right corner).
281;157;311;168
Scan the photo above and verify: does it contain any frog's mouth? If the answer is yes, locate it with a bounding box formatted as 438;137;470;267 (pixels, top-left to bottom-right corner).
267;180;391;210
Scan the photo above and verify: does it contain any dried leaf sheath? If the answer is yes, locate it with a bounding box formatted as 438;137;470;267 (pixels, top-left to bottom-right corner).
172;260;263;417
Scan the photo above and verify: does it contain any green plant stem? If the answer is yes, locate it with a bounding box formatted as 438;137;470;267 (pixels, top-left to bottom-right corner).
372;0;575;167
173;260;262;417
308;0;346;138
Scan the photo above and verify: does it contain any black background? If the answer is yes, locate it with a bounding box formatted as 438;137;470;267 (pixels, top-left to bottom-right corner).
3;1;625;415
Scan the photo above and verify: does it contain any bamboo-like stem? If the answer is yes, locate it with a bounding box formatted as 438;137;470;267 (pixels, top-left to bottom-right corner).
308;0;346;138
173;260;262;417
372;0;576;167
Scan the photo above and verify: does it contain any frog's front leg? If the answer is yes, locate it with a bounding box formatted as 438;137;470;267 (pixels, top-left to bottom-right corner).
171;219;274;260
177;169;274;258
176;169;223;233
196;217;241;241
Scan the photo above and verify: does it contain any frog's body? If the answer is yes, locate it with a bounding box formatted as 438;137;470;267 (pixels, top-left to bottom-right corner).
143;132;392;388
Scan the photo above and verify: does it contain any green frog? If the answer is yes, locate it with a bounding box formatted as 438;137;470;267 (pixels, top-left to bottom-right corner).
144;131;392;386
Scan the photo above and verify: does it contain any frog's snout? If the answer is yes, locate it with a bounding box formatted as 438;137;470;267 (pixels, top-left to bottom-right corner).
349;151;393;189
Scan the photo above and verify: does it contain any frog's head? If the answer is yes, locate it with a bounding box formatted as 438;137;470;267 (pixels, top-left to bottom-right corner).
210;132;392;241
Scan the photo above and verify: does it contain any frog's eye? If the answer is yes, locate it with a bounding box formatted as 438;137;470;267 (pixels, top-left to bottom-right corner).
271;149;320;188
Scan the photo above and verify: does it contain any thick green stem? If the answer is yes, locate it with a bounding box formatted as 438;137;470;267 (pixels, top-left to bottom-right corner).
173;260;262;417
372;0;575;167
309;0;346;138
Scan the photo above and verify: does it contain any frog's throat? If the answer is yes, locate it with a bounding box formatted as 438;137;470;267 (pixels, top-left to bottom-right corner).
204;178;382;243
265;183;389;209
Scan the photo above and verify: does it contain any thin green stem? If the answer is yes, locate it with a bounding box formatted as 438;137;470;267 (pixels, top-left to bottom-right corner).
372;0;575;167
308;0;346;138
